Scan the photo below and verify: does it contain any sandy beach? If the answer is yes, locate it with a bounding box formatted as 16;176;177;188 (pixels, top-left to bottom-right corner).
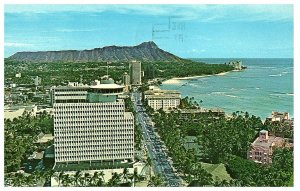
162;79;182;84
162;72;230;84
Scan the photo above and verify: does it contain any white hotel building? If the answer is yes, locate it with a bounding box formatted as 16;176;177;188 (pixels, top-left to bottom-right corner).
144;87;181;111
52;79;134;165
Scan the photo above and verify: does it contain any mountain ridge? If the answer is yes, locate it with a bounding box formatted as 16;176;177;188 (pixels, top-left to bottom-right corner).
8;41;184;63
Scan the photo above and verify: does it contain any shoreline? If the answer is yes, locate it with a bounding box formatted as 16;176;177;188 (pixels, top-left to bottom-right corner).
162;71;230;84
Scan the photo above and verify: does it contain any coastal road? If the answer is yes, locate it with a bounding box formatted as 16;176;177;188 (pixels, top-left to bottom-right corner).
132;90;182;187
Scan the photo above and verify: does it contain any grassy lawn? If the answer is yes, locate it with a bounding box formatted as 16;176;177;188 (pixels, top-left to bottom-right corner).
201;162;232;181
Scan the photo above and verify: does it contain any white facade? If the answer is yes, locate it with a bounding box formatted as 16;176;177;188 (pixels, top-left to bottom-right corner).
51;86;89;105
53;80;134;164
144;88;181;111
147;97;180;111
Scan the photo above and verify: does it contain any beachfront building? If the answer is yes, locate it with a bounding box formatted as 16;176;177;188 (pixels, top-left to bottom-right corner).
144;87;181;111
266;111;290;122
52;77;134;166
175;108;225;121
265;111;294;130
248;130;285;164
129;60;142;86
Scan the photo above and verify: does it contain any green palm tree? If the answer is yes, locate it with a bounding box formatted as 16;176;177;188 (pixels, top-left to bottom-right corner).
84;172;91;186
99;171;105;181
25;174;36;187
73;171;82;186
54;171;64;187
13;172;25;186
78;176;85;187
95;177;104;186
131;168;139;187
141;156;152;179
122;167;129;183
45;169;55;181
147;174;165;187
61;174;73;187
107;172;121;187
90;171;100;186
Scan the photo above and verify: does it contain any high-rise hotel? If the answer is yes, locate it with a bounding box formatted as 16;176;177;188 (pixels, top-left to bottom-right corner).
129;60;142;85
52;78;134;165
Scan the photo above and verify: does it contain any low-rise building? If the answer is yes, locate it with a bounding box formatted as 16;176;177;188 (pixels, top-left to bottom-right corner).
35;132;54;144
266;111;290;122
176;108;225;119
248;130;285;164
4;105;37;120
265;111;293;128
144;88;181;111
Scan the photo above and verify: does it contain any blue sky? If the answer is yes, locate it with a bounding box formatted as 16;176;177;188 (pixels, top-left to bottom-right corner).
4;4;293;58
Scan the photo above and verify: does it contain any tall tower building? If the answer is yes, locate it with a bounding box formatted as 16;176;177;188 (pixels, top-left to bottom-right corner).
52;78;134;165
122;72;131;92
123;72;130;86
129;60;142;85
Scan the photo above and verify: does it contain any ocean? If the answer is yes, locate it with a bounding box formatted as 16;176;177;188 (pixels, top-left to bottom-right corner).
160;58;294;120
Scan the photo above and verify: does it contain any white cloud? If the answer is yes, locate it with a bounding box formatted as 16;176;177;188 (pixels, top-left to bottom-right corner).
4;4;293;22
4;42;34;47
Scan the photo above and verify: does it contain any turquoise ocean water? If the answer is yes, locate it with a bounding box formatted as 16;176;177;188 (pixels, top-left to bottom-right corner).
161;58;294;119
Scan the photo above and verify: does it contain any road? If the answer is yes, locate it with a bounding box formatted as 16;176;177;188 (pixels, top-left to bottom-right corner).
132;91;182;187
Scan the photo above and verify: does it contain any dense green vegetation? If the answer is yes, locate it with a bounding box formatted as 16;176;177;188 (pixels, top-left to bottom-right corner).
4;59;234;86
225;148;293;186
264;120;293;139
4;60;128;86
4;111;53;173
146;60;234;79
151;109;293;186
198;111;263;163
179;96;201;109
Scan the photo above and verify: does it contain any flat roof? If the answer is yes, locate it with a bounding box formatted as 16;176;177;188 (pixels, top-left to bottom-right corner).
147;95;181;99
179;108;224;113
90;84;124;89
124;112;134;119
36;134;54;143
28;151;44;160
144;89;181;95
252;136;284;148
